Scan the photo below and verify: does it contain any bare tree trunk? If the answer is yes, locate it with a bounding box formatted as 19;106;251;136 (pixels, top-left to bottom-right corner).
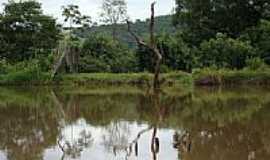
65;47;75;73
112;23;117;40
126;2;162;89
52;43;80;78
51;42;68;79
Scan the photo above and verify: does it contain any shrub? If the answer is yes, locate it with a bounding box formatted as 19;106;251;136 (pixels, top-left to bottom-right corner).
245;58;268;71
240;20;270;64
79;34;136;73
199;33;257;69
193;68;270;86
0;59;8;74
137;33;197;73
0;59;51;84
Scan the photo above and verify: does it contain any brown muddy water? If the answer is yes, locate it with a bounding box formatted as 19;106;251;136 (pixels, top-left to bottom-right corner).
0;86;269;160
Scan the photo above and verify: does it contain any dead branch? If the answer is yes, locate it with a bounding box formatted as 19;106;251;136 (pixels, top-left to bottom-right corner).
111;126;152;159
126;2;162;89
126;20;148;48
150;2;156;46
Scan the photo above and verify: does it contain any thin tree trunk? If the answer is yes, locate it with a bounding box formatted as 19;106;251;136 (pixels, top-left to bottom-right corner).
51;42;68;79
65;47;74;73
112;23;117;40
126;2;162;89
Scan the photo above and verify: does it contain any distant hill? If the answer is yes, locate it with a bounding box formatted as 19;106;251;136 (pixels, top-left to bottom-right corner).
75;15;175;48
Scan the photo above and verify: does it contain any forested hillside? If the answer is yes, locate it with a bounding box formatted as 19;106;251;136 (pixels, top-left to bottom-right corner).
75;15;175;47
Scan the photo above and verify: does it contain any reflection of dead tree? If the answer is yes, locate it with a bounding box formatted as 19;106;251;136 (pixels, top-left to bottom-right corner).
102;122;131;155
110;126;153;159
125;126;153;158
58;130;93;160
151;127;159;160
51;90;93;160
50;91;67;121
51;90;81;123
173;131;192;154
127;2;162;89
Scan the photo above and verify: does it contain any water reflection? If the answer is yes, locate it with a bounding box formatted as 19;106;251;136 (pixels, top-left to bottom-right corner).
0;86;269;160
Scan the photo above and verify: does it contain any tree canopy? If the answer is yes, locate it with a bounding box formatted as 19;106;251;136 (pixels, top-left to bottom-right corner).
0;0;61;62
173;0;270;44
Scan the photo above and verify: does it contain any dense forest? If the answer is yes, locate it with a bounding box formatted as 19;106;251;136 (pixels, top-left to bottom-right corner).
0;0;269;85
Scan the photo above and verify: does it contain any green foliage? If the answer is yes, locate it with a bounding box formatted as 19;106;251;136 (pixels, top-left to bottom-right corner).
199;33;257;69
193;67;270;86
0;0;270;86
0;0;61;62
75;15;174;48
136;33;197;72
79;34;136;73
157;33;197;72
61;72;192;86
62;4;91;29
240;20;270;64
245;57;268;71
173;0;270;45
0;59;9;74
62;73;152;85
0;59;51;84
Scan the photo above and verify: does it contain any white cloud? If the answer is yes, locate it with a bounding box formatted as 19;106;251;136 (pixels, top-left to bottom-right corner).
0;0;175;23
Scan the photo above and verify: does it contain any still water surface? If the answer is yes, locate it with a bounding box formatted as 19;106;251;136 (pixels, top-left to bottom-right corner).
0;86;270;160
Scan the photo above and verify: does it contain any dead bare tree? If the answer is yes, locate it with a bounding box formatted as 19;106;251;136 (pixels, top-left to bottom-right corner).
126;2;162;89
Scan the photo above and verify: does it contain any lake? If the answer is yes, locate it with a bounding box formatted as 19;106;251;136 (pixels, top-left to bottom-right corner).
0;85;269;160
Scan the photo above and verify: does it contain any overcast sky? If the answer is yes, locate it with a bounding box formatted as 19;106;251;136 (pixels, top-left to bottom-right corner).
0;0;175;23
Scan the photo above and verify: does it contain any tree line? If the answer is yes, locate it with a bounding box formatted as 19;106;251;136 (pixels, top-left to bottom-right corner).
0;0;269;76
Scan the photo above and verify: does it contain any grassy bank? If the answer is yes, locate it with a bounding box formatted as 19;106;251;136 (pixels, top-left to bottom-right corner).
193;68;270;86
61;72;193;86
0;68;270;86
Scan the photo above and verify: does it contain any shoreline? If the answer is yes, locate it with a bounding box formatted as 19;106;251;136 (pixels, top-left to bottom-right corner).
0;69;270;86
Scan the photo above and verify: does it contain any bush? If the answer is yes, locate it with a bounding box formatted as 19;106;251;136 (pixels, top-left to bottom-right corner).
193;68;270;86
136;33;197;73
245;58;268;71
79;34;136;73
0;59;8;74
199;33;257;69
0;59;51;84
240;20;270;65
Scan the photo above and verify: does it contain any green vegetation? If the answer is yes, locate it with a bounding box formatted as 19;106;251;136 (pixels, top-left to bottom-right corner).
194;68;270;86
75;15;174;48
79;34;136;73
0;0;60;63
0;59;52;85
0;0;270;86
61;71;192;86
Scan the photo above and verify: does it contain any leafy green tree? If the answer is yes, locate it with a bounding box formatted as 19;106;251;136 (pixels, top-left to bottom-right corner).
173;0;270;45
136;33;197;73
0;0;61;62
79;34;136;73
199;33;257;69
157;33;197;72
62;4;91;31
52;4;92;77
240;20;270;64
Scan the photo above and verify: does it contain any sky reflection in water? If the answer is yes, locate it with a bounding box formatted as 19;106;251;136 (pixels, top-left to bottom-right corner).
0;86;269;160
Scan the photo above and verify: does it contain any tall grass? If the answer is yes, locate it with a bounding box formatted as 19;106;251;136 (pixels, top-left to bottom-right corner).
0;59;51;85
193;67;270;86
